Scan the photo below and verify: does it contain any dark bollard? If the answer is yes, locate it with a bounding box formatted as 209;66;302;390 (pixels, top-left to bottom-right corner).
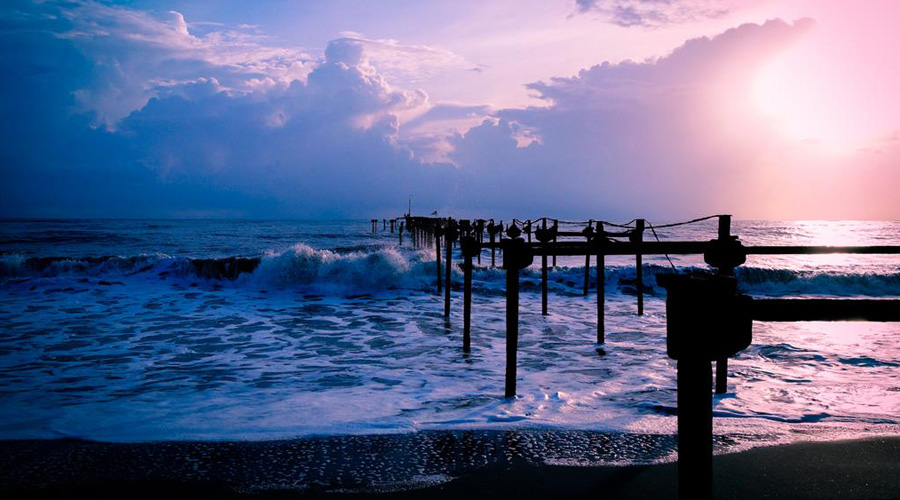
383;219;386;231
461;236;479;353
371;219;377;234
435;223;443;295
390;219;395;233
503;224;533;398
444;219;458;319
657;274;752;500
399;222;404;246
635;219;645;315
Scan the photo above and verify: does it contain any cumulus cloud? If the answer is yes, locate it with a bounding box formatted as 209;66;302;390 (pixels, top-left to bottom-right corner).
446;19;886;218
1;1;894;220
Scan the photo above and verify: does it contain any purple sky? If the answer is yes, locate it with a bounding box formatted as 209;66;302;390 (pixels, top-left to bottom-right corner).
1;0;897;219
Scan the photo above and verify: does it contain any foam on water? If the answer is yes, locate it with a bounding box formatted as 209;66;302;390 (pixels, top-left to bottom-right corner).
0;219;898;459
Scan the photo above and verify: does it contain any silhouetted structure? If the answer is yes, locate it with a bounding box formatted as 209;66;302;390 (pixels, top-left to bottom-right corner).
381;213;900;499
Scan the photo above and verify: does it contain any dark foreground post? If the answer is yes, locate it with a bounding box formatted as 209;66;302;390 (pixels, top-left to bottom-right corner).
503;224;532;398
399;222;404;246
635;219;645;315
678;358;713;500
658;274;752;500
390;219;395;233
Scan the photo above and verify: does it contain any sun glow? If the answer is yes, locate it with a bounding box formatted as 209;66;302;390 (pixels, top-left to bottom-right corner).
753;57;860;151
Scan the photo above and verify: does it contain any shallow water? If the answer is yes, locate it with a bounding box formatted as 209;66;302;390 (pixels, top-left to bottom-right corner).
0;219;898;457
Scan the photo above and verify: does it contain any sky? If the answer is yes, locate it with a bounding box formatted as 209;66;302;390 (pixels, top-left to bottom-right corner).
0;0;898;219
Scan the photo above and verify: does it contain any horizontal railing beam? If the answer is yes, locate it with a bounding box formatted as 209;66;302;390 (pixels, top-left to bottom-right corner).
751;299;900;322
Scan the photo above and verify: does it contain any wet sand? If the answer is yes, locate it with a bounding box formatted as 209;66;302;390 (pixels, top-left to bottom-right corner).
1;433;898;499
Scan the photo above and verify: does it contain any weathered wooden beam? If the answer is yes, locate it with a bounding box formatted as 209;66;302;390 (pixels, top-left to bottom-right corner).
751;299;900;322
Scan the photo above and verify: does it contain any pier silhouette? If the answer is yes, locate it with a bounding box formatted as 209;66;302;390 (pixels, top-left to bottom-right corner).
385;213;900;499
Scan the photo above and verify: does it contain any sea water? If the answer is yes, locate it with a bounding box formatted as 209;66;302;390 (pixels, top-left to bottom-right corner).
0;219;898;459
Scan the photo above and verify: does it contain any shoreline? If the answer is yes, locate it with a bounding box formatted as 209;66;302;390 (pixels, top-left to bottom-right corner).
2;432;898;499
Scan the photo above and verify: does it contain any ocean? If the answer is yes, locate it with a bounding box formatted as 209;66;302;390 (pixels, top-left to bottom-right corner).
1;218;898;464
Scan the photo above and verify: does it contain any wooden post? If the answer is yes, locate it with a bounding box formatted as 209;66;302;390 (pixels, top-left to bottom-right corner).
399;222;404;246
505;247;520;398
636;219;645;316
583;221;592;296
541;218;548;316
463;250;473;353
383;219;386;231
490;222;497;267
552;219;557;267
444;220;454;319
435;227;443;295
678;359;714;500
597;249;605;344
715;214;732;395
390;219;395;233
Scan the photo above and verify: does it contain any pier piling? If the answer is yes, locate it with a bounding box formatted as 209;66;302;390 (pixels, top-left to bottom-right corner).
635;219;645;315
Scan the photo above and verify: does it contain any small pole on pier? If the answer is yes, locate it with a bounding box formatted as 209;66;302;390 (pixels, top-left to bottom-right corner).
399;222;404;246
371;219;377;234
541;218;549;316
635;219;645;315
383;219;386;231
715;214;733;395
435;222;443;295
390;219;395;233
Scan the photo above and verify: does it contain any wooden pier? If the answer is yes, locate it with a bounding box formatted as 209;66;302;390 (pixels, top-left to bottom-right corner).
382;213;900;500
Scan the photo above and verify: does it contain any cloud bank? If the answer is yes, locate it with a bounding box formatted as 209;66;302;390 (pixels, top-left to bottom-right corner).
1;1;896;219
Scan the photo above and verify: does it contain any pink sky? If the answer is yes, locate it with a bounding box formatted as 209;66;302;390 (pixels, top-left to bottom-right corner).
0;0;897;218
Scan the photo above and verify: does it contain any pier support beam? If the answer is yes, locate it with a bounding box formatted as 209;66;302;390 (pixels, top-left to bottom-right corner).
678;359;713;500
503;225;532;398
444;220;457;320
435;224;443;296
597;244;606;344
461;236;478;353
635;219;645;316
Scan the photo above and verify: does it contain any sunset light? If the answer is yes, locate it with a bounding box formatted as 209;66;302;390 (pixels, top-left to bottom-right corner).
1;1;898;499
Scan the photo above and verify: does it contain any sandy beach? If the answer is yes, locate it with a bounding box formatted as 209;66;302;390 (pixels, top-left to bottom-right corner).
2;433;898;499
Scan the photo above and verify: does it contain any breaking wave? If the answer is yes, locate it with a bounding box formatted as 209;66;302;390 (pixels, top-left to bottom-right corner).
2;245;898;297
